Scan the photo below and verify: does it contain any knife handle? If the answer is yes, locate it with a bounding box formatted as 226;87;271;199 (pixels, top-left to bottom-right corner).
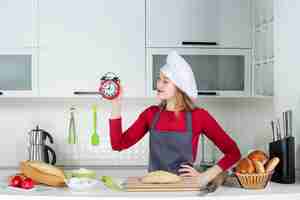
276;119;282;140
271;120;276;141
205;171;227;193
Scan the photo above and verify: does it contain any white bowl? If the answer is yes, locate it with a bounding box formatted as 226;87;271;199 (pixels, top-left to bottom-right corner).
66;177;99;191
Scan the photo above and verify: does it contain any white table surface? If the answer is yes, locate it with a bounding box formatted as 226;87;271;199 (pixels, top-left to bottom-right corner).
0;168;300;200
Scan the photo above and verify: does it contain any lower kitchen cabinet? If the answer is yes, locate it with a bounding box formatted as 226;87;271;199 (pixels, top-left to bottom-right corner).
38;0;145;98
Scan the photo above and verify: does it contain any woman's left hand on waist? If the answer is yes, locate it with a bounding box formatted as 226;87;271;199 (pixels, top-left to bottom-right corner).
178;164;211;187
177;164;200;177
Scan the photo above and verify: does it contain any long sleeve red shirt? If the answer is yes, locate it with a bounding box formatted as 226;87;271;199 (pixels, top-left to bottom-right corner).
109;105;241;171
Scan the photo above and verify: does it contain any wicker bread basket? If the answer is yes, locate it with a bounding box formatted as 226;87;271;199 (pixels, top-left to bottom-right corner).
235;172;273;189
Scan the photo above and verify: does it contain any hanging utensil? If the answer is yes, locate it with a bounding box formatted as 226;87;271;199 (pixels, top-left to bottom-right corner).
68;106;77;144
91;105;100;145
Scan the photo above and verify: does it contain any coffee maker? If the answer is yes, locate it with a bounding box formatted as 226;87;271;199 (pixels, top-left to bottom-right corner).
28;126;56;165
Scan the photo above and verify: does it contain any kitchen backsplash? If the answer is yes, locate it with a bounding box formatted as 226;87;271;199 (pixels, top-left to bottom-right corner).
0;98;274;168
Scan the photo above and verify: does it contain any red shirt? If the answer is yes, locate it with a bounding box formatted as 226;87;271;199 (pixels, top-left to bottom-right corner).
109;105;241;171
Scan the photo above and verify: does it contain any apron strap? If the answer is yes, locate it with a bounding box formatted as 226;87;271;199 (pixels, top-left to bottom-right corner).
186;112;193;133
150;110;161;130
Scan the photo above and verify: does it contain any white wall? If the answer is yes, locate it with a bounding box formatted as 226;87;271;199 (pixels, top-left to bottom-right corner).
0;98;273;167
274;0;300;167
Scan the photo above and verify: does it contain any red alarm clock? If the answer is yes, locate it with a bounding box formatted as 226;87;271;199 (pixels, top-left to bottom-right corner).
98;72;121;100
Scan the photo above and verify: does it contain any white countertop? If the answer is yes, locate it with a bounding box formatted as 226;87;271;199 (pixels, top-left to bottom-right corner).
1;168;300;200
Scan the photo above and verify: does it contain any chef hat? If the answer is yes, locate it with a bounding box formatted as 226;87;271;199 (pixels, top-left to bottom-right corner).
160;51;198;101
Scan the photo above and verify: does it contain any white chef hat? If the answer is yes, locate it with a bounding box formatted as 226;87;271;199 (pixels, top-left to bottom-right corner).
160;51;198;101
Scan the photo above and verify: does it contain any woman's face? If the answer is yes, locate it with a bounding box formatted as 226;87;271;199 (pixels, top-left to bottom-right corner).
156;72;177;100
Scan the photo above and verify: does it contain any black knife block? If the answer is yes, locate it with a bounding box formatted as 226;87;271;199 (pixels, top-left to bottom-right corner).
269;136;295;184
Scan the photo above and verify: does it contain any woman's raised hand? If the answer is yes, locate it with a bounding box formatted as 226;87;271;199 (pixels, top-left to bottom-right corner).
111;85;123;104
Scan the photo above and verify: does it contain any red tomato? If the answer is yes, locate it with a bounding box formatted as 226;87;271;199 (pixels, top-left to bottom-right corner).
21;178;34;189
9;176;23;187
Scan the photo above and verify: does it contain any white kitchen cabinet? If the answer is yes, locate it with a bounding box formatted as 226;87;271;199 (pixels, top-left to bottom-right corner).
0;0;38;97
147;0;218;47
254;0;274;62
147;0;251;48
216;0;252;48
38;0;145;98
253;0;274;97
254;0;274;26
254;62;273;96
0;49;38;97
0;0;37;48
147;48;252;97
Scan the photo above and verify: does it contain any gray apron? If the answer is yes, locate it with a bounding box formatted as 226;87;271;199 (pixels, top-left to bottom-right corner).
148;111;194;174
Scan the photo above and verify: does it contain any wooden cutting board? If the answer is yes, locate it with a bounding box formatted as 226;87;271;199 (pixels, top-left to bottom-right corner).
125;176;203;192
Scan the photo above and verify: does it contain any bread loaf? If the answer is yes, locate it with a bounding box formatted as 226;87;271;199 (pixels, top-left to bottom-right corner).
141;170;182;184
235;158;255;174
253;160;265;173
265;157;280;172
248;150;269;164
20;161;65;187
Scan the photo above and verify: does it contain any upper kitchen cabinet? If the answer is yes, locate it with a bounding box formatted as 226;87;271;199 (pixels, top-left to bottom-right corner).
38;0;145;98
0;0;38;97
146;0;252;48
0;49;38;97
216;0;252;48
253;0;274;96
147;0;218;47
147;48;251;97
0;0;37;48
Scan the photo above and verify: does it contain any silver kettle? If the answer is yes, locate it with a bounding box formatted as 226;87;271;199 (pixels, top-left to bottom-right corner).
28;126;56;165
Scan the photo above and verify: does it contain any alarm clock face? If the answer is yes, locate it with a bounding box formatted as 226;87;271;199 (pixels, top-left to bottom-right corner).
101;81;119;98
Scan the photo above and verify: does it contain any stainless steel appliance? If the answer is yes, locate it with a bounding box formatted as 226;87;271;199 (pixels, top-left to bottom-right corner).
28;126;56;165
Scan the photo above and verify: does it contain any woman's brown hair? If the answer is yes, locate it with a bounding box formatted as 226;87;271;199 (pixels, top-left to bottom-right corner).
159;87;197;115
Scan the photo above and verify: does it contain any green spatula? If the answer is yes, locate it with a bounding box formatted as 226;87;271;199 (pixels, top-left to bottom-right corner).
91;105;100;145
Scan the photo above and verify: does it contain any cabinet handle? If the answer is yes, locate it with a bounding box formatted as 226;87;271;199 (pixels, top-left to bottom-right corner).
198;92;217;96
73;91;101;95
182;41;218;46
0;91;3;95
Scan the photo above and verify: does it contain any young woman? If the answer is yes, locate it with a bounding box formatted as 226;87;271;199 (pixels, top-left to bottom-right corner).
108;51;241;186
